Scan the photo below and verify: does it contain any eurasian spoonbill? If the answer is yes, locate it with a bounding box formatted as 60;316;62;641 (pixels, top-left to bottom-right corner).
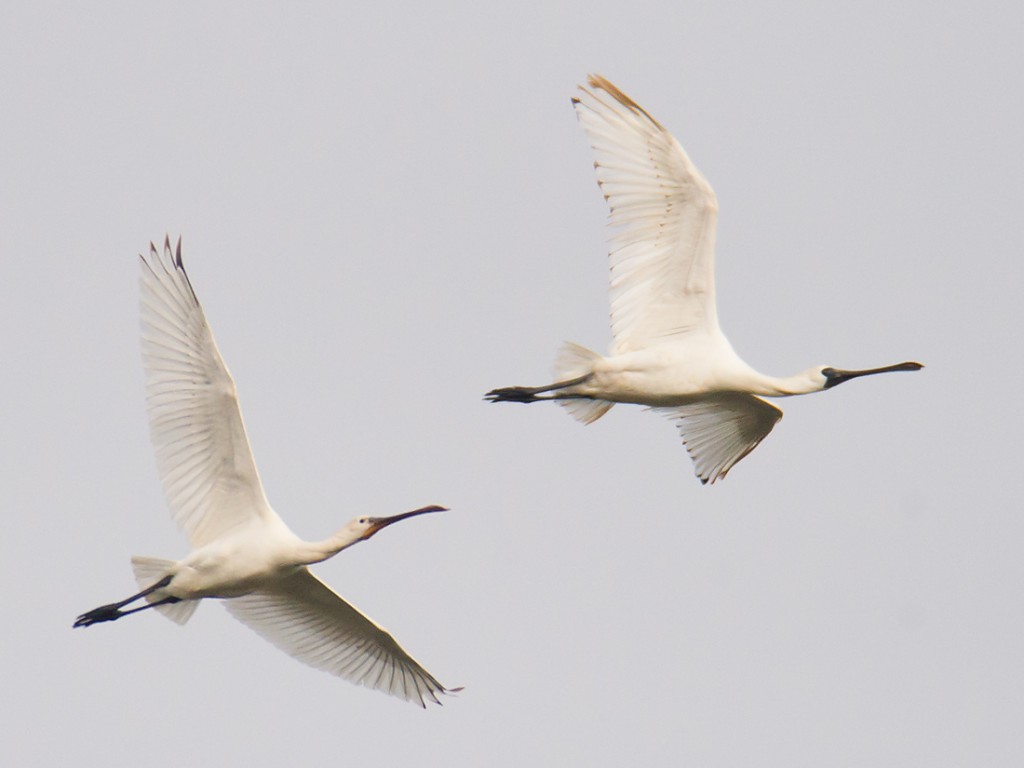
486;75;922;484
75;238;457;707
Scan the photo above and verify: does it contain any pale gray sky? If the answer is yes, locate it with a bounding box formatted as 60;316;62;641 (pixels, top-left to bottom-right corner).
4;2;1022;766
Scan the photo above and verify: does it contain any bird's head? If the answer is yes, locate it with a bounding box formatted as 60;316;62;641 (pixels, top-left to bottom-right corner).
347;505;448;542
818;361;924;391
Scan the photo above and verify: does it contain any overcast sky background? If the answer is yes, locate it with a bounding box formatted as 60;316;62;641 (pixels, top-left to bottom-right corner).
3;2;1022;766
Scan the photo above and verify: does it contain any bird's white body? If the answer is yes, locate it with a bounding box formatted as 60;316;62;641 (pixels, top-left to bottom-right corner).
153;521;306;601
76;240;456;707
565;342;821;405
487;75;921;483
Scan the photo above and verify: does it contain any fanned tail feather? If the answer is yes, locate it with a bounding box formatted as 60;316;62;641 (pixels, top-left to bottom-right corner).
130;556;199;625
554;341;613;424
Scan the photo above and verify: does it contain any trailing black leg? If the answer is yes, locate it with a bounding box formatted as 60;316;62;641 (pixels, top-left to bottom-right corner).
73;575;174;628
485;374;591;403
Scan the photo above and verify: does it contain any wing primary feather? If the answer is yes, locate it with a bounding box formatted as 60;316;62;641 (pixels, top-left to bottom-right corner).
138;238;281;546
572;76;721;352
586;73;665;128
654;395;782;483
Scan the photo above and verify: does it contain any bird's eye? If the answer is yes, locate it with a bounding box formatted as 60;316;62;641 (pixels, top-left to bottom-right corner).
359;518;368;525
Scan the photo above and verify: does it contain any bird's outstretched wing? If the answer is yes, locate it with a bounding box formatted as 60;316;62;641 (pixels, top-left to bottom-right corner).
226;568;455;707
573;75;720;354
139;237;281;546
655;394;782;484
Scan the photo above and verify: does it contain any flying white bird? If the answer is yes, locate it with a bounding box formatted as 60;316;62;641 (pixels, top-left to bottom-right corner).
487;75;922;484
75;238;458;707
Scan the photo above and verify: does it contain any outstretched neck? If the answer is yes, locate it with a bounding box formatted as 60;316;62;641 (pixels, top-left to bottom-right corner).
745;360;923;396
296;527;362;566
288;505;445;568
746;369;824;397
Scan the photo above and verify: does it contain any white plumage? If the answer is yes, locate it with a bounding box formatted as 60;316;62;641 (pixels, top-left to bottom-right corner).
76;239;457;707
488;75;921;483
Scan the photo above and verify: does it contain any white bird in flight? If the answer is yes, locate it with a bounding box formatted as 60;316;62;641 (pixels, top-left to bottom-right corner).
75;238;458;707
487;75;922;484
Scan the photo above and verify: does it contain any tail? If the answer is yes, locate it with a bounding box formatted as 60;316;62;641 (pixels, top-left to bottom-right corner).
131;557;199;625
553;342;613;425
484;342;613;424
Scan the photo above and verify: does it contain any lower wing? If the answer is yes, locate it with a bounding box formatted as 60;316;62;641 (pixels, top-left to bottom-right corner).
226;568;455;706
655;394;783;484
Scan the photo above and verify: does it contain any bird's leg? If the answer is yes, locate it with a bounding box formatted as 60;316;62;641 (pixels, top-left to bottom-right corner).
115;596;182;618
73;575;174;628
485;374;592;403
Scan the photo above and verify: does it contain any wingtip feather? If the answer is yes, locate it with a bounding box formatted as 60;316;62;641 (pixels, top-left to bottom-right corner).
581;74;665;129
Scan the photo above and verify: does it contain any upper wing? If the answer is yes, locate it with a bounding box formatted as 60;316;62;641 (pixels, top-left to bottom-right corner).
139;237;280;546
226;568;455;707
655;394;783;484
573;75;720;354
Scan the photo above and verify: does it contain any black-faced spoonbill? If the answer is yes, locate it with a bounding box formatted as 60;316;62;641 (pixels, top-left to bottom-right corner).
75;239;458;707
487;75;922;484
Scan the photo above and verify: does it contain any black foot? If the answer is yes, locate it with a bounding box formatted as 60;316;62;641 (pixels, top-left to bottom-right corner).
74;604;124;628
485;386;542;403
